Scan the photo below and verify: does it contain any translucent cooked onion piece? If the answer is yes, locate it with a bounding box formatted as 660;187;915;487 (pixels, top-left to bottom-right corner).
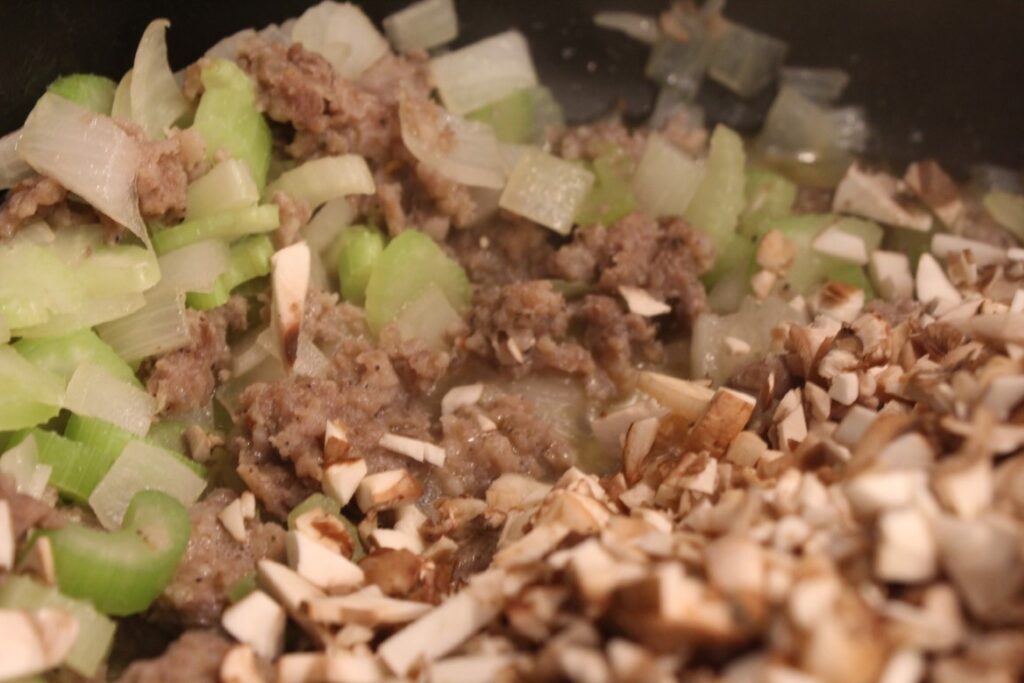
646;33;714;101
17;94;147;243
0;345;64;432
429;31;539;115
130;19;190;138
48;490;191;615
291;2;390;79
88;441;205;530
0;576;116;677
393;284;467;350
632;133;704;218
64;363;155;437
758;86;869;164
593;11;660;44
186;159;260;219
266;155;376;210
383;0;458;52
781;66;851;104
156;239;231;294
186;235;274;310
400;97;506;189
499;149;595;235
16;294;146;341
97;289;190;363
0;130;31;190
48;74;117;115
0;436;49;500
707;22;788;98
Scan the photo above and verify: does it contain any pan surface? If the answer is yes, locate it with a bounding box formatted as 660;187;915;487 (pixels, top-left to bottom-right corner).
2;0;1022;174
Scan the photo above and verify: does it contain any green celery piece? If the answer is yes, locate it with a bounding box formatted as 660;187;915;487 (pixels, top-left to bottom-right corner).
287;493;364;562
192;60;272;189
740;168;796;237
771;213;873;296
145;418;188;453
46;490;191;616
364;230;471;334
48;74;117;115
831;261;876;299
684;125;747;253
0;576;116;677
337;226;386;305
227;571;257;603
65;414;205;477
882;225;932;270
703;232;757;290
152;205;279;255
576;146;638;227
0;346;63;432
467;88;534;144
983;190;1024;239
187;234;274;310
13;429;118;504
830;216;884;254
14;329;141;388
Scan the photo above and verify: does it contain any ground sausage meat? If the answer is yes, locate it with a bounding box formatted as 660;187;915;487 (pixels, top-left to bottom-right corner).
447;215;557;286
134;128;207;221
0;176;67;239
143;297;248;415
156;488;286;627
552;211;715;327
576;294;663;389
115;631;232;683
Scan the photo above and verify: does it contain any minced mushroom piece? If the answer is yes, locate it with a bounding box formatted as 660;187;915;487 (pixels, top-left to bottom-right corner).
915;253;962;306
220;644;266;683
637;371;714;421
355;469;423;512
0;501;14;571
221;590;286;660
441;383;485;415
904;159;963;227
682;388;756;456
219;498;248;543
323;459;367;507
0;608;78;681
618;285;672;317
833;163;932;232
286;530;365;590
378;433;447;467
270;240;311;368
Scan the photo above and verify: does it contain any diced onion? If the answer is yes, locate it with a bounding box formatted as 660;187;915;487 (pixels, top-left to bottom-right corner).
110;70;133;120
707;22;788;98
383;0;458;52
96;290;191;363
780;67;850;104
16;293;147;340
0;346;64;431
429;31;539;115
291;2;390;79
499;149;594;235
0;436;50;499
63;363;156;436
302;198;356;255
18;94;148;244
646;34;713;101
0;130;31;190
400;97;506;189
649;86;705;130
294;333;331;377
266;155;375;211
156;239;231;294
632;133;705;217
88;441;205;530
393;284;466;350
130;19;190;139
186;159;260;219
758;87;868;163
593;12;660;44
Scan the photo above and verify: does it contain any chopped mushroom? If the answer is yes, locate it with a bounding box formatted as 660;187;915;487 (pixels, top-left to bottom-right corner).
220;644;267;683
219;498;248;543
0;500;13;571
832;163;932;231
618;285;672;317
355;469;423;512
287;530;365;590
221;590;286;660
0;608;78;681
323;459;368;507
378;433;447;467
915;253;962;306
441;384;484;415
271;240;311;368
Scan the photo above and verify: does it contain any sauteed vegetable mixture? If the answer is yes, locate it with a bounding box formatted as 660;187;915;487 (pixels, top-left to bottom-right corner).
0;1;1023;681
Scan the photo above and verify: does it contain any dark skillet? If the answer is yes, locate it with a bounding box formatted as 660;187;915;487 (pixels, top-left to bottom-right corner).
2;0;1022;175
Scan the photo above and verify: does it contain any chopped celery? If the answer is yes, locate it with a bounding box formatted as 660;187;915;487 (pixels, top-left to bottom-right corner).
383;0;458;52
157;239;231;295
684;125;747;252
364;230;471;334
13;429;117;504
707;22;788;98
499;149;596;235
186;234;274;310
703;232;756;292
984;190;1024;239
185;159;260;219
152;204;279;255
0;436;50;499
576;146;637;227
88;441;205;530
393;284;466;350
881;225;932;270
265;155;376;210
145;418;188;454
287;493;364;562
227;571;258;603
632;132;704;218
64;414;132;462
822;217;884;258
337;226;385;306
46;490;191;615
13;329;141;388
47;74;117;115
770;214;873;296
192;60;272;189
0;346;64;432
740;168;796;237
0;576;116;677
467;88;534;144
